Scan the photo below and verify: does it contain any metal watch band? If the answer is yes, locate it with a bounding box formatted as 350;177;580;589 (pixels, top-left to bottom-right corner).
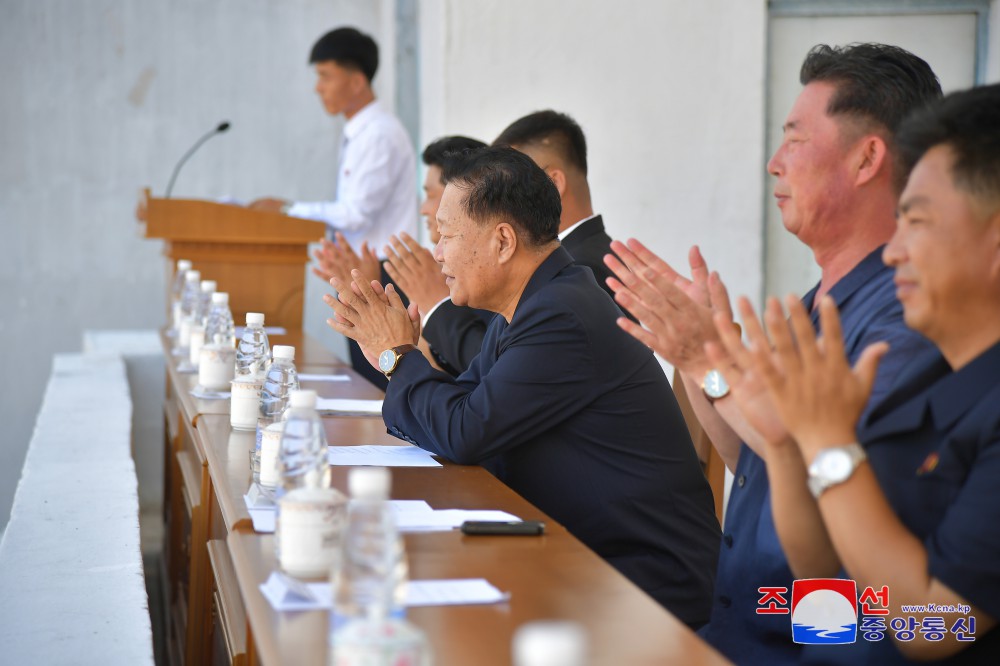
807;442;867;499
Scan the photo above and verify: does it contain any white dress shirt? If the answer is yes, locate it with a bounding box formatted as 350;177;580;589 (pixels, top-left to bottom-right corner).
288;100;418;258
557;214;598;241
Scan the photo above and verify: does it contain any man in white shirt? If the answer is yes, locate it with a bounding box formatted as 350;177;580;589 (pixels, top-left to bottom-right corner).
251;27;418;387
251;27;417;253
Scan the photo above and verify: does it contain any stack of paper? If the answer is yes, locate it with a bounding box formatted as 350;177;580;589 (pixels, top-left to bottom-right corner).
316;398;383;415
260;571;510;612
242;492;520;535
327;445;442;467
397;509;522;531
298;373;351;382
235;325;287;337
190;386;230;400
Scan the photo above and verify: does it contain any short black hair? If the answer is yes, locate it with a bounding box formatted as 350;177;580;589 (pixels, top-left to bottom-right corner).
445;146;561;247
897;83;1000;213
309;27;378;82
422;136;487;185
493;110;588;176
801;43;942;190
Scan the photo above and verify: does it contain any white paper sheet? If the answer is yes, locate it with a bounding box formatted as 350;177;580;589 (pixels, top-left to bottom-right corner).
406;579;511;607
189;386;230;399
316;398;383;415
327;445;442;467
260;572;509;612
244;495;437;535
234;325;287;337
396;509;521;532
298;373;351;382
248;507;276;533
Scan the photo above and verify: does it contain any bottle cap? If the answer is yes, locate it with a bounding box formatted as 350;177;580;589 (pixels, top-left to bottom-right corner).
348;466;390;500
246;312;265;326
177;259;192;271
288;389;317;409
211;292;229;305
185;270;201;283
272;345;295;360
513;621;587;666
200;280;217;293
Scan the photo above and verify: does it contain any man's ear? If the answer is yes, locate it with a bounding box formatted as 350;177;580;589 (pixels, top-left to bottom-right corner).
987;210;1000;282
547;168;568;198
853;134;889;187
495;222;518;265
351;70;370;95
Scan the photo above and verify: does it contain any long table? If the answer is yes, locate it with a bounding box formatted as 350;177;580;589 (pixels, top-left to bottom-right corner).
159;330;729;665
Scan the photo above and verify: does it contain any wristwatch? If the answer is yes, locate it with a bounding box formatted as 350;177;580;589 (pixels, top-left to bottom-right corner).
378;344;416;378
701;368;730;403
807;443;867;499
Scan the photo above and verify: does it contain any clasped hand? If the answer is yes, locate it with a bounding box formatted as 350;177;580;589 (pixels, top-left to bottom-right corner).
382;232;450;317
313;232;381;286
324;270;420;370
604;239;734;377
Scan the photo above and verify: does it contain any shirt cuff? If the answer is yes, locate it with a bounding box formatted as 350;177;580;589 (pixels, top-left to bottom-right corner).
422;297;451;328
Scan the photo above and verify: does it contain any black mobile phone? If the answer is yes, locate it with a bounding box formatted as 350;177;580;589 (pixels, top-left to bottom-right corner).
460;520;545;536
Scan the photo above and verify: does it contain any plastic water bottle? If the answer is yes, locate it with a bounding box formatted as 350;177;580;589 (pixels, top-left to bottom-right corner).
255;345;300;480
259;345;299;423
277;389;328;494
333;467;408;625
330;468;426;665
204;292;236;348
169;259;192;333
187;280;217;368
195;280;217;325
236;312;271;378
329;616;430;666
175;269;201;353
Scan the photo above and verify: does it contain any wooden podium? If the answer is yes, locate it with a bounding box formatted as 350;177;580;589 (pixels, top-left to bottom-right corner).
140;189;326;329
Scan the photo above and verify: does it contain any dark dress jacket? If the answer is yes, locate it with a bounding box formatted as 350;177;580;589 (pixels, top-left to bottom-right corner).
382;246;721;626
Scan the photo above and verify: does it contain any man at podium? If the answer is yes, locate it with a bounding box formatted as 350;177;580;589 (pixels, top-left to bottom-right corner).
251;26;418;387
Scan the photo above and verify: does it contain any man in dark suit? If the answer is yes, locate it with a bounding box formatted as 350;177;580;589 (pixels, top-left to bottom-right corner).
406;110;630;373
324;146;721;627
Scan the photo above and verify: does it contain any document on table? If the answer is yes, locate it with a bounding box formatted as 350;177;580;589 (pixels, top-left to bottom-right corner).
234;325;287;337
396;509;521;531
327;445;443;468
260;571;509;612
243;495;441;535
246;503;276;533
316;398;383;416
190;386;230;400
298;373;351;382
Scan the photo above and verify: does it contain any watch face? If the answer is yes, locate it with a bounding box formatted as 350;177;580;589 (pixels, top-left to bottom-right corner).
378;349;396;373
818;450;852;481
703;369;730;399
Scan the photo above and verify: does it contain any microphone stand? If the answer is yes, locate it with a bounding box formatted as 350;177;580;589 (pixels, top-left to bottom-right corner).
165;121;230;198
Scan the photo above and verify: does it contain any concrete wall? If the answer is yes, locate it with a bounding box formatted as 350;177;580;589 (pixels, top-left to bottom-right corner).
418;0;769;377
0;0;392;533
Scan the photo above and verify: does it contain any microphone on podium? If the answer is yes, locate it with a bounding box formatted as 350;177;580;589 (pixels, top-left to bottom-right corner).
164;121;231;198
